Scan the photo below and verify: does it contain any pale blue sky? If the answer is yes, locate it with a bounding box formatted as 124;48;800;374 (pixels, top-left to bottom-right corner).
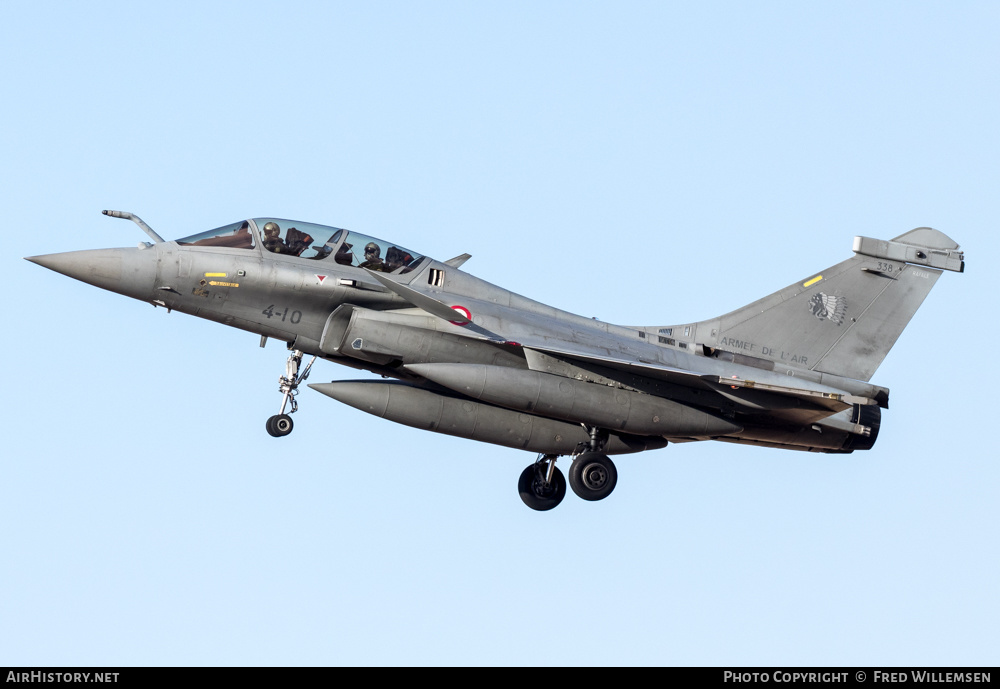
1;1;996;665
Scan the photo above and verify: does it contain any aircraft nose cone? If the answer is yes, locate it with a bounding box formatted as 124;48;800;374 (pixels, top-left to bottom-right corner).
26;249;122;285
26;247;157;301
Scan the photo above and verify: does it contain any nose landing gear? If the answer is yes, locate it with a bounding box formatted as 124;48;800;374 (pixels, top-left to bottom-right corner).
266;349;316;437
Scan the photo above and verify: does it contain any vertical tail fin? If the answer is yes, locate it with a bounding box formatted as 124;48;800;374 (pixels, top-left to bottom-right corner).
696;228;964;382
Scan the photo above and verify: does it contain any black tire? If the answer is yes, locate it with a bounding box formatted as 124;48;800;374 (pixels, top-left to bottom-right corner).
569;453;617;501
518;463;566;511
267;414;294;437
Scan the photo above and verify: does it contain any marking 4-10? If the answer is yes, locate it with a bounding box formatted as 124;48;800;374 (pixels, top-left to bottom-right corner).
262;305;302;324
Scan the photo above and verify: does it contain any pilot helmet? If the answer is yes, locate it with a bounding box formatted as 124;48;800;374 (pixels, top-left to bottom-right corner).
364;242;380;258
262;222;280;237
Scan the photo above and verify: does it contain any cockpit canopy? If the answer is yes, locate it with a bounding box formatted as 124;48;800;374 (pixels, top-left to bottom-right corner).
176;220;256;249
175;218;426;274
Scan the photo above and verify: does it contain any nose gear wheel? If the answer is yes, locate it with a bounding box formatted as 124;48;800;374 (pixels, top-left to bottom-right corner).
266;414;294;437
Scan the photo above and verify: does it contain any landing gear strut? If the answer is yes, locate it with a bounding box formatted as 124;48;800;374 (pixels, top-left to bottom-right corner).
516;428;620;510
266;349;316;437
568;426;618;501
518;454;566;511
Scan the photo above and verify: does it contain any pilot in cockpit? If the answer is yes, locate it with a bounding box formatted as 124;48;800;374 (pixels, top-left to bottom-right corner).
359;242;385;271
262;222;286;254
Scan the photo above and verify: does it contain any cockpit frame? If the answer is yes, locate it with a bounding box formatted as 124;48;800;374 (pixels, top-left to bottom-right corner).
174;218;429;277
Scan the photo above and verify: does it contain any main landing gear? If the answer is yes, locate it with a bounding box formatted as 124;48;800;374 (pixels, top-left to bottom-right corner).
518;455;566;511
517;427;619;511
266;349;316;437
569;451;618;502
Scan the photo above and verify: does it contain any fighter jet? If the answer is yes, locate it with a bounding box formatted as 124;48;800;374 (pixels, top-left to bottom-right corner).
26;212;965;510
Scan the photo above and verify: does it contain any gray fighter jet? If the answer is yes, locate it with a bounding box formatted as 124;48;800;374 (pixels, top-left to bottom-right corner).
26;212;965;510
